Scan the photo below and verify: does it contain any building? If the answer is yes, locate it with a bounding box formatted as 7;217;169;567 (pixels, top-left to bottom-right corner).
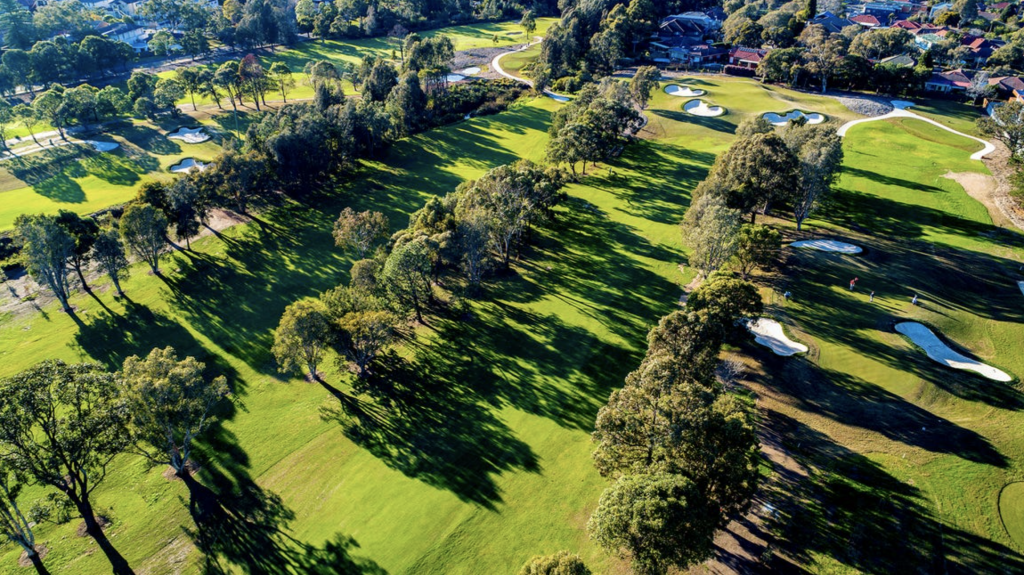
851;14;885;27
811;11;855;33
650;36;727;66
879;54;918;67
659;13;721;39
924;68;974;92
727;46;768;69
929;2;953;19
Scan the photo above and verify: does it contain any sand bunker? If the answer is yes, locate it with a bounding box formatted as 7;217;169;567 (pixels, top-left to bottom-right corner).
665;84;706;97
1019;281;1024;297
683;99;725;117
84;140;119;152
170;158;208;173
457;66;481;75
892;100;915;110
790;239;863;254
548;93;570;102
763;110;825;126
745;318;808;356
445;73;467;83
895;322;1012;382
167;127;211;144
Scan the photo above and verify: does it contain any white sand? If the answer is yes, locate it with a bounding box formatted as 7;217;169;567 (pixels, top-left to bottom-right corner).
1018;281;1024;297
665;84;706;97
85;140;119;152
683;99;725;117
895;322;1012;382
457;66;481;75
892;100;915;110
763;110;825;126
170;158;208;173
745;318;808;356
790;239;863;254
167;127;211;144
548;93;570;102
445;73;466;82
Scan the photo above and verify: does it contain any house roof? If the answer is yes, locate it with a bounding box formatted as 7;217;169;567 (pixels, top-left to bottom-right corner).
990;75;1024;93
930;68;974;88
892;19;922;29
812;12;855;32
728;46;768;62
879;54;917;66
851;14;883;25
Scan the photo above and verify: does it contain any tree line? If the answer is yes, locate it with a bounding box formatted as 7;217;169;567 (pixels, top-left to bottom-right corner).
0;347;228;575
586;273;763;574
681;117;844;282
272;158;569;390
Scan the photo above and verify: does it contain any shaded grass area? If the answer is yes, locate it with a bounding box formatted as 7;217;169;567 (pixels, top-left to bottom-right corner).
739;117;1024;573
0;117;221;228
0;97;703;574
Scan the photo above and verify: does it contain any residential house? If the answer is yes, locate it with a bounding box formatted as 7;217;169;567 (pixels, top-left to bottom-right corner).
891;19;923;31
851;14;885;27
989;75;1024;99
659;13;721;39
924;68;973;91
650;36;727;66
811;11;855;33
728;46;768;69
879;54;918;67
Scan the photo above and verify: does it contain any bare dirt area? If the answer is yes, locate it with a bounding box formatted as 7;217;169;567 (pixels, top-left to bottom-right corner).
454;47;512;78
17;545;48;567
977;142;1024;232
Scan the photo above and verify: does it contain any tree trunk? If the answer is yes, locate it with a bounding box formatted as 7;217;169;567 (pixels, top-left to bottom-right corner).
190;93;197;111
26;549;51;575
110;273;124;297
74;497;135;575
75;263;89;292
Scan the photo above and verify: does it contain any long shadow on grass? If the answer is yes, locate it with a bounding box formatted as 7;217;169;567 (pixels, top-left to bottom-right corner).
760;410;1024;573
750;343;1006;467
649;108;736;134
783;239;1024;408
594;141;716;225
323;343;540;509
180;405;386;574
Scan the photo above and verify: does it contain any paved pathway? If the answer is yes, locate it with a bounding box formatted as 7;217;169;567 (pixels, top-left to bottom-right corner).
837;100;995;161
490;39;571;102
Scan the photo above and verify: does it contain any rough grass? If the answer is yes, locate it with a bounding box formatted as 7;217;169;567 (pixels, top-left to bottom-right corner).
0;76;1018;575
0;117;222;228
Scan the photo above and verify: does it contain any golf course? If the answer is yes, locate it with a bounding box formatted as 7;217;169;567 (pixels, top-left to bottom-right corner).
1;29;1023;573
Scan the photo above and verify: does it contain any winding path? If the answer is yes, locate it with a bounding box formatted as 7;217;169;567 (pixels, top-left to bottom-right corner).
490;38;571;102
837;100;995;161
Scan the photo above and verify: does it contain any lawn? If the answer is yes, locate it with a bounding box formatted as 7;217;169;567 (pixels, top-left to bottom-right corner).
741;116;1024;572
0;93;707;574
0;117;223;229
1;76;1021;575
160;18;557;108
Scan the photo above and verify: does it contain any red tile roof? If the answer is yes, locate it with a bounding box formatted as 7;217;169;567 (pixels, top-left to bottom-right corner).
851;14;882;26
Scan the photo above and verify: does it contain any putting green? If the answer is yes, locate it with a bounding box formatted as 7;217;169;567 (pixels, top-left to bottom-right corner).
1001;483;1024;548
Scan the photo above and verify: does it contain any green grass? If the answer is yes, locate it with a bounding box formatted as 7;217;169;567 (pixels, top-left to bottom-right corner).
1001;482;1024;549
911;99;987;137
0;118;222;229
749;116;1024;572
160;18;556;108
496;42;542;78
0;77;1019;574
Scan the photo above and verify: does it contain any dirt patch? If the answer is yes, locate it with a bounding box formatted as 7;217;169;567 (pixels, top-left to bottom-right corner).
678;271;701;306
976;142;1024;232
17;545;48;567
943;170;1024;230
75;515;111;537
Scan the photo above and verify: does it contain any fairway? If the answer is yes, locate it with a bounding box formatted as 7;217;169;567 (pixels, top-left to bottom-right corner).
1;70;1023;573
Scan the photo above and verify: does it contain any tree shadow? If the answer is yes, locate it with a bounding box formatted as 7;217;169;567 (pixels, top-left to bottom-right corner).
649;108;736;134
323;347;540;509
758;410;1024;573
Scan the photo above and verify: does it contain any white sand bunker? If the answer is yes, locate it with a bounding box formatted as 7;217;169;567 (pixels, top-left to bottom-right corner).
1018;281;1024;297
763;110;825;126
895;322;1012;382
170;158;207;173
167;127;211;144
683;99;725;117
84;140;119;152
665;84;706;97
457;66;481;75
892;100;915;110
548;93;570;102
790;239;863;254
745;318;808;356
445;73;467;83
